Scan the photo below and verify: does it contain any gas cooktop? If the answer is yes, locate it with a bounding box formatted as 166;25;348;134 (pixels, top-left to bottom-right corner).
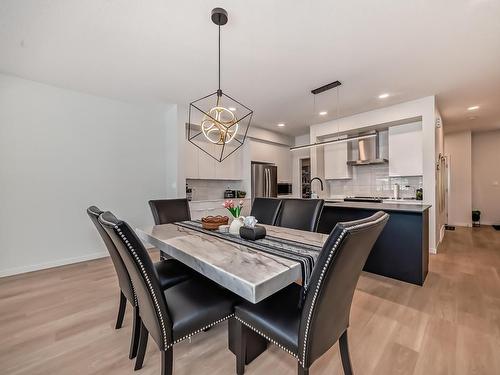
344;196;390;203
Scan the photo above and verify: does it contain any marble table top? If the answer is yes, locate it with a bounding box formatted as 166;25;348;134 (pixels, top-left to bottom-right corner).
136;224;328;303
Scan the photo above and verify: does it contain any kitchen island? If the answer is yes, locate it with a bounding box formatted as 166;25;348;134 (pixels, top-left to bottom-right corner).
318;200;431;285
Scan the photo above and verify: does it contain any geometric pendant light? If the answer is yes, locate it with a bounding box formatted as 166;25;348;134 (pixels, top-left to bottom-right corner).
187;7;253;162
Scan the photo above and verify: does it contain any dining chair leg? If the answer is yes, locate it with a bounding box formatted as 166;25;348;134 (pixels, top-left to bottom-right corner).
161;347;173;375
134;322;149;371
234;319;247;375
297;362;309;375
115;291;127;329
339;330;353;375
129;305;141;359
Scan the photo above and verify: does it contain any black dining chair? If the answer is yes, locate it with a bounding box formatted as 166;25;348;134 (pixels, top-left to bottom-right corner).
250;197;282;225
232;211;389;375
99;211;239;375
275;199;325;232
148;199;192;261
149;198;191;225
86;206;192;360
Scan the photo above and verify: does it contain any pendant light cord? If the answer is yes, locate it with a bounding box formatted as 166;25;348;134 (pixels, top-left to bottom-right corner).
218;23;221;92
337;86;340;135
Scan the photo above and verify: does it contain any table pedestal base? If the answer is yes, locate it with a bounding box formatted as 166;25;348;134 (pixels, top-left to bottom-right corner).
228;318;268;364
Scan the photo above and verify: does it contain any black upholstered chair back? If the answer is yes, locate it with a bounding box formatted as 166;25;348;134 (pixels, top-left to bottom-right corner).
298;211;389;367
275;199;324;232
87;206;135;304
250;198;282;225
149;199;191;225
99;211;173;350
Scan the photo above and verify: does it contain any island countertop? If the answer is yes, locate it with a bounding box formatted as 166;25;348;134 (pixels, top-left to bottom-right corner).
324;200;431;213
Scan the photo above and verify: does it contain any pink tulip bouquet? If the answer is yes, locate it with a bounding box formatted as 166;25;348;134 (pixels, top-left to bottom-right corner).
223;199;244;218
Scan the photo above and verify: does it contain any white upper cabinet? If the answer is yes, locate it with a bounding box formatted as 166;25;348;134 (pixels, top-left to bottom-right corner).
185;139;243;180
197;142;216;179
275;147;292;182
185;141;199;179
215;148;243;180
388;122;423;177
324;142;352;180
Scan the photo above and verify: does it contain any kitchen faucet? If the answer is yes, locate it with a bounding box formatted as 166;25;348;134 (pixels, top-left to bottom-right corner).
310;177;324;198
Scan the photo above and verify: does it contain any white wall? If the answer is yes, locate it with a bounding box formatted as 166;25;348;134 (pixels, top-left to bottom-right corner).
165;104;186;198
0;74;176;276
309;96;440;252
472;130;500;225
444;131;472;227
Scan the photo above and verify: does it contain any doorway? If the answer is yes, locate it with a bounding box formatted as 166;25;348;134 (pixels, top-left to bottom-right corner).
300;158;311;198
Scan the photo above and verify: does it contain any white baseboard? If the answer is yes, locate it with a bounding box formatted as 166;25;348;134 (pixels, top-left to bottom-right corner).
430;225;446;255
0;251;109;278
476;221;499;226
448;222;472;227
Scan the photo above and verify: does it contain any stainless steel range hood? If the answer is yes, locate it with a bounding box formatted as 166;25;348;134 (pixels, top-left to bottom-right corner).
347;131;388;166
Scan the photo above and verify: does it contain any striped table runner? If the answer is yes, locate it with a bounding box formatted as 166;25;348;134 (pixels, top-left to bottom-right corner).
174;220;322;291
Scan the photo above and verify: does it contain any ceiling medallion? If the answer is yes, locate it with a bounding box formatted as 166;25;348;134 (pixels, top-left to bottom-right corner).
187;8;253;162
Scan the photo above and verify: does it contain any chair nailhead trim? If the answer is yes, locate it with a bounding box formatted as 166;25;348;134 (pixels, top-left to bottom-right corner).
131;285;138;307
115;227;169;350
235;317;300;364
301;215;388;365
166;314;234;349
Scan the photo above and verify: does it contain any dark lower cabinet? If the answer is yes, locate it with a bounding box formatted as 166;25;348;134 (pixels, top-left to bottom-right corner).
318;206;429;286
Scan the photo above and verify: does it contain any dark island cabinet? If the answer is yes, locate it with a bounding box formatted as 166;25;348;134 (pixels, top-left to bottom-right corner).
318;204;429;286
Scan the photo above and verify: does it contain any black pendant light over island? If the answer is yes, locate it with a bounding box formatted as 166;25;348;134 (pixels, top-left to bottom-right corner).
187;7;253;162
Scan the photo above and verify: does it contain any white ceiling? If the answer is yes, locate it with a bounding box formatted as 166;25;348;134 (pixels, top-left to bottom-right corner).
1;0;499;135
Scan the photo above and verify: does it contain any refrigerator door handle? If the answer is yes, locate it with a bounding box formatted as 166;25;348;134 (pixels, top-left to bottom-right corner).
267;169;271;197
263;169;266;197
264;169;268;197
265;169;270;197
268;169;271;197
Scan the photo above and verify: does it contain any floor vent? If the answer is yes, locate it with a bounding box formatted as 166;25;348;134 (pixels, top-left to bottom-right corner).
445;225;455;231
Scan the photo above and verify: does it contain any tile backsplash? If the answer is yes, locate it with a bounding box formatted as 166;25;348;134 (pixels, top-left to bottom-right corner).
186;179;246;201
327;164;423;198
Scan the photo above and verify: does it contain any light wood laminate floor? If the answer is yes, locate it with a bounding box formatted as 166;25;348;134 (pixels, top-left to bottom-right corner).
1;226;500;374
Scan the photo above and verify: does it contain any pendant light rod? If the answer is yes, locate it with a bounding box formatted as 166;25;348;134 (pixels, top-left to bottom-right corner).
311;80;342;95
290;133;377;152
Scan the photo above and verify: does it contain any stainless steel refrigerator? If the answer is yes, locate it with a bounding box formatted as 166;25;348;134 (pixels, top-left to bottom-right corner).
251;162;278;201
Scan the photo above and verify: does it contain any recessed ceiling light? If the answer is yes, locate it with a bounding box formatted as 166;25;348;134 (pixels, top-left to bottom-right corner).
277;123;285;127
467;105;479;111
228;107;236;111
319;111;328;116
378;93;389;99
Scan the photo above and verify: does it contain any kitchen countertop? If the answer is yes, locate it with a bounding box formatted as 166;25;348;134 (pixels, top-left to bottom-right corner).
189;198;250;203
324;200;431;213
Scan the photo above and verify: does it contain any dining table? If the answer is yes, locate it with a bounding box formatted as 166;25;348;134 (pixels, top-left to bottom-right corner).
137;220;329;364
136;221;329;304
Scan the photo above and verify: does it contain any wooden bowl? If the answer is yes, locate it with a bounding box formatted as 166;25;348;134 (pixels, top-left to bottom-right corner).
201;215;229;230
